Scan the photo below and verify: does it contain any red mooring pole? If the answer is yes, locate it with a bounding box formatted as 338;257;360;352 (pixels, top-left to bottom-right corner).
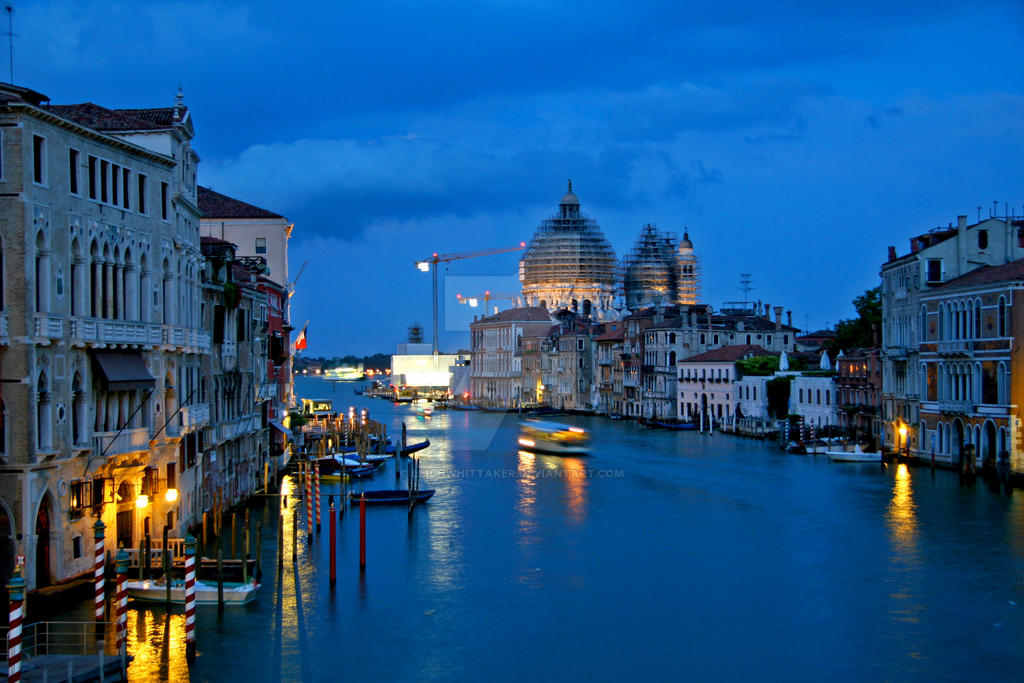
184;536;197;663
94;519;106;622
315;461;321;533
329;497;337;588
7;569;25;683
359;493;367;572
116;549;128;656
306;458;314;541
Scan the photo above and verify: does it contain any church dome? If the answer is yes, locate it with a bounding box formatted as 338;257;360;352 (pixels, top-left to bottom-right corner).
679;230;693;250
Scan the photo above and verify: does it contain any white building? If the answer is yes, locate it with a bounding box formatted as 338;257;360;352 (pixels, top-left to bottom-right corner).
790;376;838;427
677;345;768;423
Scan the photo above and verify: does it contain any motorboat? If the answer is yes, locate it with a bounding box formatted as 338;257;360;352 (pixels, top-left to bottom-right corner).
517;421;591;455
384;438;431;457
125;578;260;605
825;444;883;463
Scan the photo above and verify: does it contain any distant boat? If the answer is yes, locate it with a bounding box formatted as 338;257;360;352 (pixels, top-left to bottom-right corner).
324;366;366;381
639;418;697;431
518;420;590;455
349;489;435;505
125;578;260;605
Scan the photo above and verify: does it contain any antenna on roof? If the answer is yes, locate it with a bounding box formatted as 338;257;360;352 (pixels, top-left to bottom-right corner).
4;6;14;85
739;273;753;303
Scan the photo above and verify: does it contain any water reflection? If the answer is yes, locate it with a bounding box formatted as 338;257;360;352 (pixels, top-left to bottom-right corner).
126;609;187;682
561;457;588;525
887;463;919;550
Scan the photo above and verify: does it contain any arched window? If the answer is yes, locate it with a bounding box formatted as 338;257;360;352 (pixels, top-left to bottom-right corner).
920;305;928;341
37;371;51;451
669;333;676;344
974;299;982;338
35;230;50;313
999;296;1007;336
72;373;86;445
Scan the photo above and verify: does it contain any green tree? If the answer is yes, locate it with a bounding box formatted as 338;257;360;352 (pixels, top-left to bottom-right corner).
828;287;880;353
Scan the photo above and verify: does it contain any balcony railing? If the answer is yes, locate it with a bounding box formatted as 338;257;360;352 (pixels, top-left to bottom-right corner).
34;314;63;340
936;340;973;357
94;427;151;457
256;381;276;402
221;340;238;358
179;402;211;432
0;312;7;345
215;414;262;443
936;399;973;415
163;325;211;352
70;318;163;347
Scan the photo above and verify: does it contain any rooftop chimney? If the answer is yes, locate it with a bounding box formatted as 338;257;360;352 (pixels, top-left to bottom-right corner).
773;306;783;330
764;302;771;319
887;246;897;262
958;215;967;230
786;310;792;328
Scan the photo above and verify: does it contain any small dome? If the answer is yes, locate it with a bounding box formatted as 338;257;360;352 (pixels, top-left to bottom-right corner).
560;179;579;206
679;230;693;249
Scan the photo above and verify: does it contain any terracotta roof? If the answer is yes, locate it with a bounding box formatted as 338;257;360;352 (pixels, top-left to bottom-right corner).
198;186;283;219
49;103;181;132
472;307;554;324
679;345;772;363
929;257;1024;291
595;327;625;341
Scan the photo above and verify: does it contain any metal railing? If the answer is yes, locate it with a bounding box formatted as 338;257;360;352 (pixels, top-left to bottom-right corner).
0;621;119;659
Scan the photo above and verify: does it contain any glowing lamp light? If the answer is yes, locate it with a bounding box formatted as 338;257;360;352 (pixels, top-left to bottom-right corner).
417;262;431;272
165;488;179;503
136;494;150;509
898;425;908;438
518;438;535;448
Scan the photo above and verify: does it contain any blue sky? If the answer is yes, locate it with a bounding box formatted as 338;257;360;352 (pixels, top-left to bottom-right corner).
20;1;1024;354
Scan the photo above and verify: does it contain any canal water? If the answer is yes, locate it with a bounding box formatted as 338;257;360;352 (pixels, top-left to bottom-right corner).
61;377;1024;680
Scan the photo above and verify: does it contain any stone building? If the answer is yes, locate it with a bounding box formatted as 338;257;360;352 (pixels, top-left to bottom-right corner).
469;307;555;408
835;349;881;441
594;324;624;416
519;183;617;319
0;84;207;589
198;188;294;470
790;376;838;427
916;258;1023;471
880;213;1024;456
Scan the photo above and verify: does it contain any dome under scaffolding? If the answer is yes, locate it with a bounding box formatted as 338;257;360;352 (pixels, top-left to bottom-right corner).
519;181;618;319
622;224;700;309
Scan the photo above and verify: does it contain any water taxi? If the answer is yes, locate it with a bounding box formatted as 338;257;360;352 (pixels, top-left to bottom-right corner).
517;421;591;455
825;444;883;463
301;398;334;418
324;366;366;381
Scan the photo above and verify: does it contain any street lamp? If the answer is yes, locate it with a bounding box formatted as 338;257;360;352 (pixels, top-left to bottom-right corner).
898;424;908;460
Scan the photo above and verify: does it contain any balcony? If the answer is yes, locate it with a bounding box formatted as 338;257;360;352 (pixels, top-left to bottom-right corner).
937;340;973;357
34;314;63;342
936;399;973;415
221;340;238;358
214;414;262;443
256;381;276;402
94;427;151;458
163;325;211;352
69;318;163;348
0;312;7;345
179;403;211;432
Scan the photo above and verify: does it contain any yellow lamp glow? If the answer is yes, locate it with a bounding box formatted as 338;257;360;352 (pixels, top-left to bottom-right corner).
165;488;178;503
135;494;149;509
898;425;908;438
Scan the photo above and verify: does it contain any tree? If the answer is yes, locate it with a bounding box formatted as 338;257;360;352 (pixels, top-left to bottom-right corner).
828;287;880;353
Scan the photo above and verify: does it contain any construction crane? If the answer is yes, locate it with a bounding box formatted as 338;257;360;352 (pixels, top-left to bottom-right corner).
456;291;522;313
415;242;526;353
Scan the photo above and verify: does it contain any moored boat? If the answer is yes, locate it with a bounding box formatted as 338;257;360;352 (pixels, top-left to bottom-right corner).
348;489;435;505
825;445;883;463
384;438;431;457
125;578;260;605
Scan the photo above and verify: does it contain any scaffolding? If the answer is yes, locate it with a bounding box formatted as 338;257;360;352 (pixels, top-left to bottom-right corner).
519;182;618;316
622;225;701;308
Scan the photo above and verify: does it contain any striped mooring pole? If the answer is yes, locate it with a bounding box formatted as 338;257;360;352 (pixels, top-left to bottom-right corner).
115;549;128;655
314;461;321;533
94;519;106;622
185;535;197;663
7;568;25;683
306;458;314;541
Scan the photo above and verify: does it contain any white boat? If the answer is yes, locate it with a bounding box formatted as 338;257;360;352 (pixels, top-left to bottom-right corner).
125;578;260;605
825;445;883;463
518;420;591;455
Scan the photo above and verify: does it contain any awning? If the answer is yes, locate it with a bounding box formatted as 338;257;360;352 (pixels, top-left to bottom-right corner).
270;420;292;438
92;352;156;391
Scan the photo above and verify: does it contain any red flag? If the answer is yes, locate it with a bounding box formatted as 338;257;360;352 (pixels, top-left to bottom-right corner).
293;321;308;352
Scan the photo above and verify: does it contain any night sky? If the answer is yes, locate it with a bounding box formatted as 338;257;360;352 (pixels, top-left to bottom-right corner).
19;1;1024;355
